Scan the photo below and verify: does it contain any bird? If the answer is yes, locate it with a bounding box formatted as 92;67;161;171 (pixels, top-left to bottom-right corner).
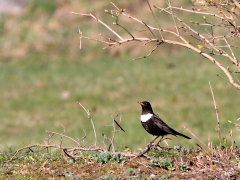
138;101;191;146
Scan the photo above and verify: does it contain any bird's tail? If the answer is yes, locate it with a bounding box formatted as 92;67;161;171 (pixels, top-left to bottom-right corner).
175;131;191;139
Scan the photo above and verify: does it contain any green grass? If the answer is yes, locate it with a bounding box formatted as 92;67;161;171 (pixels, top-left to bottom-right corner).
0;0;239;151
0;50;239;150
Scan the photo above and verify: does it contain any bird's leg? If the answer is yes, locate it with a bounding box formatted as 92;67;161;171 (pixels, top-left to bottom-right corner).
148;136;159;149
155;136;164;149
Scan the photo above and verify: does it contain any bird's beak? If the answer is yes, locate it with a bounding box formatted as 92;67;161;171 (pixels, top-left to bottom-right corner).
138;102;143;105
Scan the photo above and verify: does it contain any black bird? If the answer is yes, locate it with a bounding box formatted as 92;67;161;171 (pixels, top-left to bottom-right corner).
138;101;191;146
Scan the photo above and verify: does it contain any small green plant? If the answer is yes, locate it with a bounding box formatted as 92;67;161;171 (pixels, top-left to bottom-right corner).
173;145;185;152
124;168;137;176
148;148;180;159
150;158;161;167
160;157;174;170
148;149;166;158
124;168;144;180
92;153;111;164
92;153;123;164
111;153;123;163
178;164;187;171
114;174;121;180
150;157;174;170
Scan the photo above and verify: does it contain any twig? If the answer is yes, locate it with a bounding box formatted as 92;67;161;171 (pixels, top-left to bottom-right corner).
184;126;207;147
114;15;135;39
114;120;125;132
208;82;222;146
232;0;240;10
166;0;179;35
63;148;76;162
113;111;125;132
5;105;138;162
110;113;117;153
7;144;105;162
133;41;163;60
146;0;164;40
78;102;97;147
78;27;82;49
71;12;123;40
77;129;87;142
45;130;81;147
103;111;125;152
137;146;150;157
102;133;113;152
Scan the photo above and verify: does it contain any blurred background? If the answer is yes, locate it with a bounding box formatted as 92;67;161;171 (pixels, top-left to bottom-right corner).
0;0;239;150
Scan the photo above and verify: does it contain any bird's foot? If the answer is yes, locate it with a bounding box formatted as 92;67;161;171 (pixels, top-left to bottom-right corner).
137;145;150;157
147;143;163;150
154;144;164;151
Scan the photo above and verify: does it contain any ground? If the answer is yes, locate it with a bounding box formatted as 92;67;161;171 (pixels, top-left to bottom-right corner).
1;147;240;179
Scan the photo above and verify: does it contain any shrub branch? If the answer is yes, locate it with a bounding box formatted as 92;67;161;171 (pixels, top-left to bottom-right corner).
72;0;240;89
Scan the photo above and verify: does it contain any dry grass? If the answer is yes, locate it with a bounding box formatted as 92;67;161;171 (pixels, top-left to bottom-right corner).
1;146;240;179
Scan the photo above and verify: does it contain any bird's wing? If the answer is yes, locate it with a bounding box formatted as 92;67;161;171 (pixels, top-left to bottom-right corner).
151;114;177;136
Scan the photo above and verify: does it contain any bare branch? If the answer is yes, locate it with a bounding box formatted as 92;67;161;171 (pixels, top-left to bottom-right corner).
78;102;98;147
73;1;240;90
184;126;207;147
70;12;123;40
146;0;164;40
232;0;240;10
133;41;163;60
114;15;135;39
166;0;180;35
46;130;81;147
7;144;105;162
114;119;125;132
209;82;222;146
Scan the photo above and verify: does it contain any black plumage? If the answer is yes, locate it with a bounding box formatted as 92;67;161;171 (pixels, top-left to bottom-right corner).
138;101;191;145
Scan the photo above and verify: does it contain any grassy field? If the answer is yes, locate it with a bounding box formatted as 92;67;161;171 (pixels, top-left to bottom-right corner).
0;0;240;151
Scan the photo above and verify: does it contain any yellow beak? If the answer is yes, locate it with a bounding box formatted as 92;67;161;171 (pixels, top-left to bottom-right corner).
138;102;144;105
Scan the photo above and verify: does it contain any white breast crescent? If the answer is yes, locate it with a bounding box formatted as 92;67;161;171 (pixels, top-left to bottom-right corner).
140;113;153;122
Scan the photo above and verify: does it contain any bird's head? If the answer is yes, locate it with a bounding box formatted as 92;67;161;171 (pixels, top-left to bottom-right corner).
138;101;153;113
